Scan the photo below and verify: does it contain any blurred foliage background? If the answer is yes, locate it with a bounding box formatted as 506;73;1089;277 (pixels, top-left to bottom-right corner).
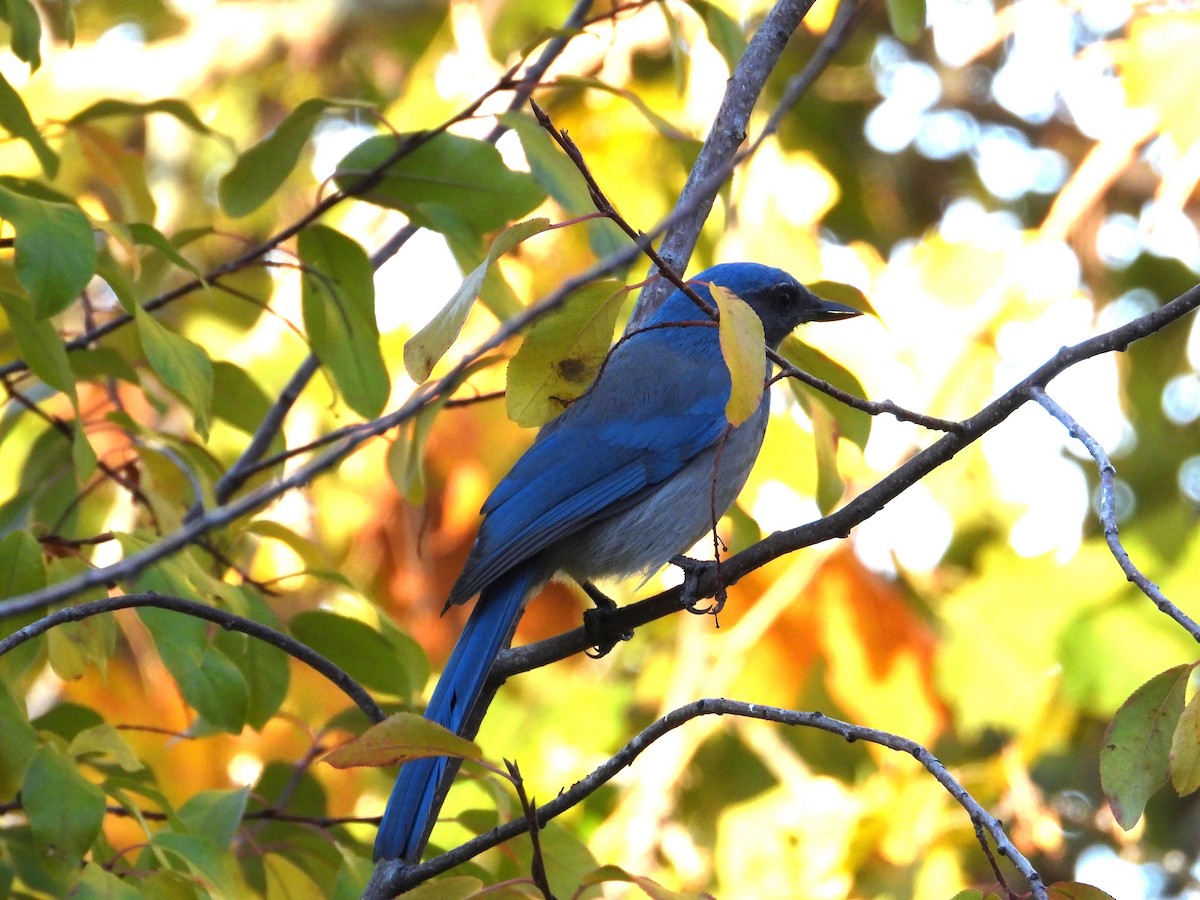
0;0;1199;897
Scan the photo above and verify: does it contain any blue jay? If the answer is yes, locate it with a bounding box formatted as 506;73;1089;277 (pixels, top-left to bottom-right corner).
374;262;860;861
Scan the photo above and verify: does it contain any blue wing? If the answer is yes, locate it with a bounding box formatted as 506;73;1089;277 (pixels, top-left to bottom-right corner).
448;321;732;605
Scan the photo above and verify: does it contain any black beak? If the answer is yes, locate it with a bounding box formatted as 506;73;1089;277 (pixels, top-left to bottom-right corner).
809;299;862;322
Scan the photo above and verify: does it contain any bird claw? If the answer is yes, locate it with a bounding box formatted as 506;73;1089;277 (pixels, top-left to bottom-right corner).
670;555;726;617
580;580;633;658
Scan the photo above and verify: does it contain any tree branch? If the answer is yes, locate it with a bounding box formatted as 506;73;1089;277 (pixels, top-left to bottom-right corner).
493;280;1200;679
1030;386;1200;641
632;0;864;321
0;592;384;723
366;699;1048;900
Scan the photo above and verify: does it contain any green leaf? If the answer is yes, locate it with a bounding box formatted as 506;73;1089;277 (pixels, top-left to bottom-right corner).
0;290;74;399
0;183;95;315
151;831;240;897
780;337;872;451
388;355;502;503
212;590;289;730
2;0;43;69
137;606;250;734
807;399;846;515
885;0;926;43
1046;883;1120;900
31;702;104;742
0;685;38;796
67;724;144;773
22;744;106;860
807;280;879;320
133;304;214;440
68;97;221;139
1172;690;1200;794
71;419;97;483
290;610;411;697
0;72;56;175
0;529;44;599
388;403;440;505
505;279;628;427
298;224;389;417
177;787;250;847
211;361;274;436
243;520;330;573
582;865;698;900
75;862;143;900
404;217;552;382
263;852;325;898
499;111;625;260
685;0;747;71
1101;663;1191;829
334;132;545;233
128;222;202;276
69;347;138;384
219;98;341;217
710;282;765;426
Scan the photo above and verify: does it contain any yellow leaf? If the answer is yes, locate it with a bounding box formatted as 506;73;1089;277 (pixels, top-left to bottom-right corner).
505;279;627;427
263;851;323;899
323;712;481;769
1123;12;1200;153
1171;689;1200;794
404;218;552;383
710;282;765;426
400;876;486;900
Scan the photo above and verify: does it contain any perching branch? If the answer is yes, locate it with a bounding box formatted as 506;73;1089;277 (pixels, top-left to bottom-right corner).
494;279;1200;678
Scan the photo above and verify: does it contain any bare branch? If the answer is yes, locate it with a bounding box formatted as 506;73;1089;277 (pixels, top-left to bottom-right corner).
633;0;865;321
1030;386;1200;642
367;699;1047;900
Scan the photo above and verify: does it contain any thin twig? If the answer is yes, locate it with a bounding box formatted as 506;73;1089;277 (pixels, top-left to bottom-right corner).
1030;386;1200;642
506;759;553;900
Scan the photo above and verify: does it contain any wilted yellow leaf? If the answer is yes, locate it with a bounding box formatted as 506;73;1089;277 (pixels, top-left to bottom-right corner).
710;282;765;426
505;278;626;427
323;712;481;769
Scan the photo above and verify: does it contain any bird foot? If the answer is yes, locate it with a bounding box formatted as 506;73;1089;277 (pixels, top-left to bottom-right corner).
580;580;633;658
670;555;727;617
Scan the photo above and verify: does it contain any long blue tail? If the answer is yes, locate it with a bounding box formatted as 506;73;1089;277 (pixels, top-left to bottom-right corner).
373;564;538;861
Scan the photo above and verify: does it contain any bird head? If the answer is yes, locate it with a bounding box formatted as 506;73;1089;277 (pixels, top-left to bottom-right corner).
688;262;861;347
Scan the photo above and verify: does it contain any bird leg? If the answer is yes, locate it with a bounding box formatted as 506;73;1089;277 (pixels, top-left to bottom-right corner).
670;555;727;617
579;579;634;658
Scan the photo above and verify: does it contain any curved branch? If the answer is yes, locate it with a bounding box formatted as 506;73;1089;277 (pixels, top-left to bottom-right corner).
365;699;1047;900
0;592;384;723
1030;386;1200;642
